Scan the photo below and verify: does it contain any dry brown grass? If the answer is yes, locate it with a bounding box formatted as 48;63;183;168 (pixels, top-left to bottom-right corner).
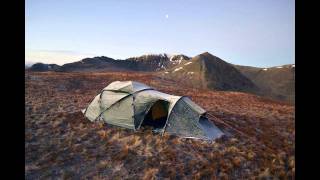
25;71;295;179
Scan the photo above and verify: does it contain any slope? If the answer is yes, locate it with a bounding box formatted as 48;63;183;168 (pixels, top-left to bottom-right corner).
233;64;295;104
161;52;259;94
58;56;140;72
25;71;295;179
56;54;190;72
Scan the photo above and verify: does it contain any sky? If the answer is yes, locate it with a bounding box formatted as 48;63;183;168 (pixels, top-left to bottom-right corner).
25;0;295;67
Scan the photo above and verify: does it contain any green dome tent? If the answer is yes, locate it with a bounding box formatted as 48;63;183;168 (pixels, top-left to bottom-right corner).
82;81;223;140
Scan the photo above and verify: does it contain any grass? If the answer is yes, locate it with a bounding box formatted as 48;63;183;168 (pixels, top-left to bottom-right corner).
25;71;295;179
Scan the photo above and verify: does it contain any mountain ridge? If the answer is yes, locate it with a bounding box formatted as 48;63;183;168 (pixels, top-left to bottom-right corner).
232;63;295;104
27;52;294;104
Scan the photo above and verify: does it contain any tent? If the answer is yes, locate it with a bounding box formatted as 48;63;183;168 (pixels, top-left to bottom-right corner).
82;81;223;140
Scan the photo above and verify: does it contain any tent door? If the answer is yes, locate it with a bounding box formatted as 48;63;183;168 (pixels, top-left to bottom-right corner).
141;100;169;131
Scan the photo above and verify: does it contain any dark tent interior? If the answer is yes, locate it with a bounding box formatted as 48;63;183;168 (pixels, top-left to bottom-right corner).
141;100;169;129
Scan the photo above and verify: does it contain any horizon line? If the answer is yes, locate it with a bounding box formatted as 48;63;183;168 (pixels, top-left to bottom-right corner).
25;51;295;69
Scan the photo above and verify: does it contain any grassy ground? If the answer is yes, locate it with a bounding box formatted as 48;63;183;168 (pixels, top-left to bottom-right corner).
25;71;295;179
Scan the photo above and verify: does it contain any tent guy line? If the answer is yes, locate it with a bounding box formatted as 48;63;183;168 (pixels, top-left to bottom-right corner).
207;112;277;154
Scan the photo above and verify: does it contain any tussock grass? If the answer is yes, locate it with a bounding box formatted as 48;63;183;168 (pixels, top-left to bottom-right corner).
25;71;295;179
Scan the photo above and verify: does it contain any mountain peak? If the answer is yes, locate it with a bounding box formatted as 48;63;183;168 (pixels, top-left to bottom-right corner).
199;51;215;57
201;51;211;55
193;52;226;64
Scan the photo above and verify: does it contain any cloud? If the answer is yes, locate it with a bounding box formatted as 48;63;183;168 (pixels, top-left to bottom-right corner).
25;50;96;65
165;14;169;19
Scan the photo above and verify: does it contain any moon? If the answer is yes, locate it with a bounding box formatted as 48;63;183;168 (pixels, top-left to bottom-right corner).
165;14;169;19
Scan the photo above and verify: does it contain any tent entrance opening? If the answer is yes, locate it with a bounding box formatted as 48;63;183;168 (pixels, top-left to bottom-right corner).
141;100;169;130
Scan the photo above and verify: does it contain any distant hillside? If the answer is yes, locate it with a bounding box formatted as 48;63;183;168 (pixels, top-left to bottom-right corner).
233;64;295;104
29;63;61;72
57;54;190;72
57;56;139;72
161;52;259;94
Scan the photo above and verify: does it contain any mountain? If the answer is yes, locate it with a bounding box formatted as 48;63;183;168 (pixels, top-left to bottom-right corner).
29;63;61;71
25;61;35;69
26;52;294;104
233;64;295;104
161;52;259;94
58;56;139;72
126;54;190;71
58;54;190;72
